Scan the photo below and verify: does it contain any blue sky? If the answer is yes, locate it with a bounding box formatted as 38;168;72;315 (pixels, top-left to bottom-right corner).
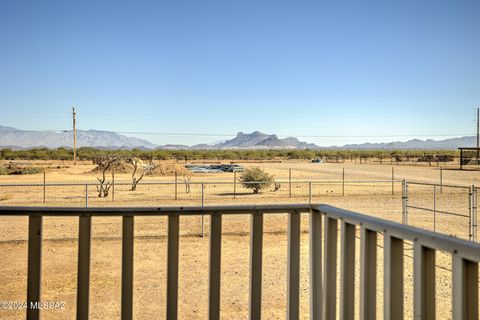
0;0;479;146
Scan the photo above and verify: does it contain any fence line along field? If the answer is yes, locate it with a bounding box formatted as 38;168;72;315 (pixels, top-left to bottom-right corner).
0;159;479;319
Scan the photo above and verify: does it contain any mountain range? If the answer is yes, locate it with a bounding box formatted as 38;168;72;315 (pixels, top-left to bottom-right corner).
0;125;477;150
335;136;477;150
0;125;156;149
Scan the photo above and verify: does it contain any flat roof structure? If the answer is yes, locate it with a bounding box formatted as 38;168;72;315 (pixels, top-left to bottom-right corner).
458;147;480;170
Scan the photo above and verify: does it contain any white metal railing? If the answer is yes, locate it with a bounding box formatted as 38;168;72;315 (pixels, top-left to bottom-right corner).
0;204;479;319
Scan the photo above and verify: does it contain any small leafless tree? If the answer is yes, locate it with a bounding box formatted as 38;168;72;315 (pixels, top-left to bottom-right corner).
96;155;119;197
183;176;191;193
127;153;155;191
273;180;281;192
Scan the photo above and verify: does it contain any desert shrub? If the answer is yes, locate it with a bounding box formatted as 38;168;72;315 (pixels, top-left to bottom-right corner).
4;164;42;175
21;166;42;174
239;167;274;194
0;165;7;175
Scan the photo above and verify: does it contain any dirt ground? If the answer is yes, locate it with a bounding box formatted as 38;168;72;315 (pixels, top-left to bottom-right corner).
0;160;479;319
0;158;479;185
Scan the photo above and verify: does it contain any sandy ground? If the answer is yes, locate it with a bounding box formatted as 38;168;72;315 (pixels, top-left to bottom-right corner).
0;160;479;319
0;159;479;185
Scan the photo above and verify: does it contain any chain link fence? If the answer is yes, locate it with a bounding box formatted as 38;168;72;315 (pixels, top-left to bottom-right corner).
0;179;477;242
0;179;402;241
403;181;478;242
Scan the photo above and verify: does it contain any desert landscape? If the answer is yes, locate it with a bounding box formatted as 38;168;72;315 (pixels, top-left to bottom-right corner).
0;159;478;319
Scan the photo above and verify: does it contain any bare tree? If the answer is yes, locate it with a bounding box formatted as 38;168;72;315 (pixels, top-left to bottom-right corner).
127;153;155;191
96;155;119;197
273;180;281;192
182;176;191;193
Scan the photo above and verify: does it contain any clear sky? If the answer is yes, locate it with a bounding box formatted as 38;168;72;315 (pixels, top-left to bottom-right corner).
0;0;479;146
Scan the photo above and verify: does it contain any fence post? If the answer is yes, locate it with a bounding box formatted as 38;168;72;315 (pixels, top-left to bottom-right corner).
202;182;205;238
289;168;292;198
433;185;436;233
391;167;394;195
201;182;204;207
85;184;88;208
112;171;115;202
175;171;178;200
43;171;46;204
474;186;478;242
440;167;443;194
234;171;236;199
402;180;408;224
342;168;345;196
308;182;312;205
469;186;475;242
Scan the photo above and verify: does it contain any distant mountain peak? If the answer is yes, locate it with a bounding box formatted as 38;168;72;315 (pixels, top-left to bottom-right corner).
189;131;319;149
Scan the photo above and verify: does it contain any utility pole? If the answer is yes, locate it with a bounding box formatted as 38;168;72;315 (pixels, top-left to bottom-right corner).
477;107;479;163
73;107;77;165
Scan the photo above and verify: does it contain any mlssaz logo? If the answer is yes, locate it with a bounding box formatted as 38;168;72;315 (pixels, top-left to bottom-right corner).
29;301;65;310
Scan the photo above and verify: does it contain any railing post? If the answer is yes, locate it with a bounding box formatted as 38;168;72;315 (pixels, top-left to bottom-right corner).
452;254;478;320
122;216;134;320
323;217;338;320
249;212;263;320
27;215;42;320
360;227;377;320
287;210;300;320
413;242;435;320
167;213;180;320
310;209;322;320
77;214;92;320
384;235;404;320
342;167;345;196
209;212;222;320
340;221;355;320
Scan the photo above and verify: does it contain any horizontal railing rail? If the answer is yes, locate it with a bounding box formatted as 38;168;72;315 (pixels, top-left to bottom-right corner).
0;204;312;216
1;204;479;319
